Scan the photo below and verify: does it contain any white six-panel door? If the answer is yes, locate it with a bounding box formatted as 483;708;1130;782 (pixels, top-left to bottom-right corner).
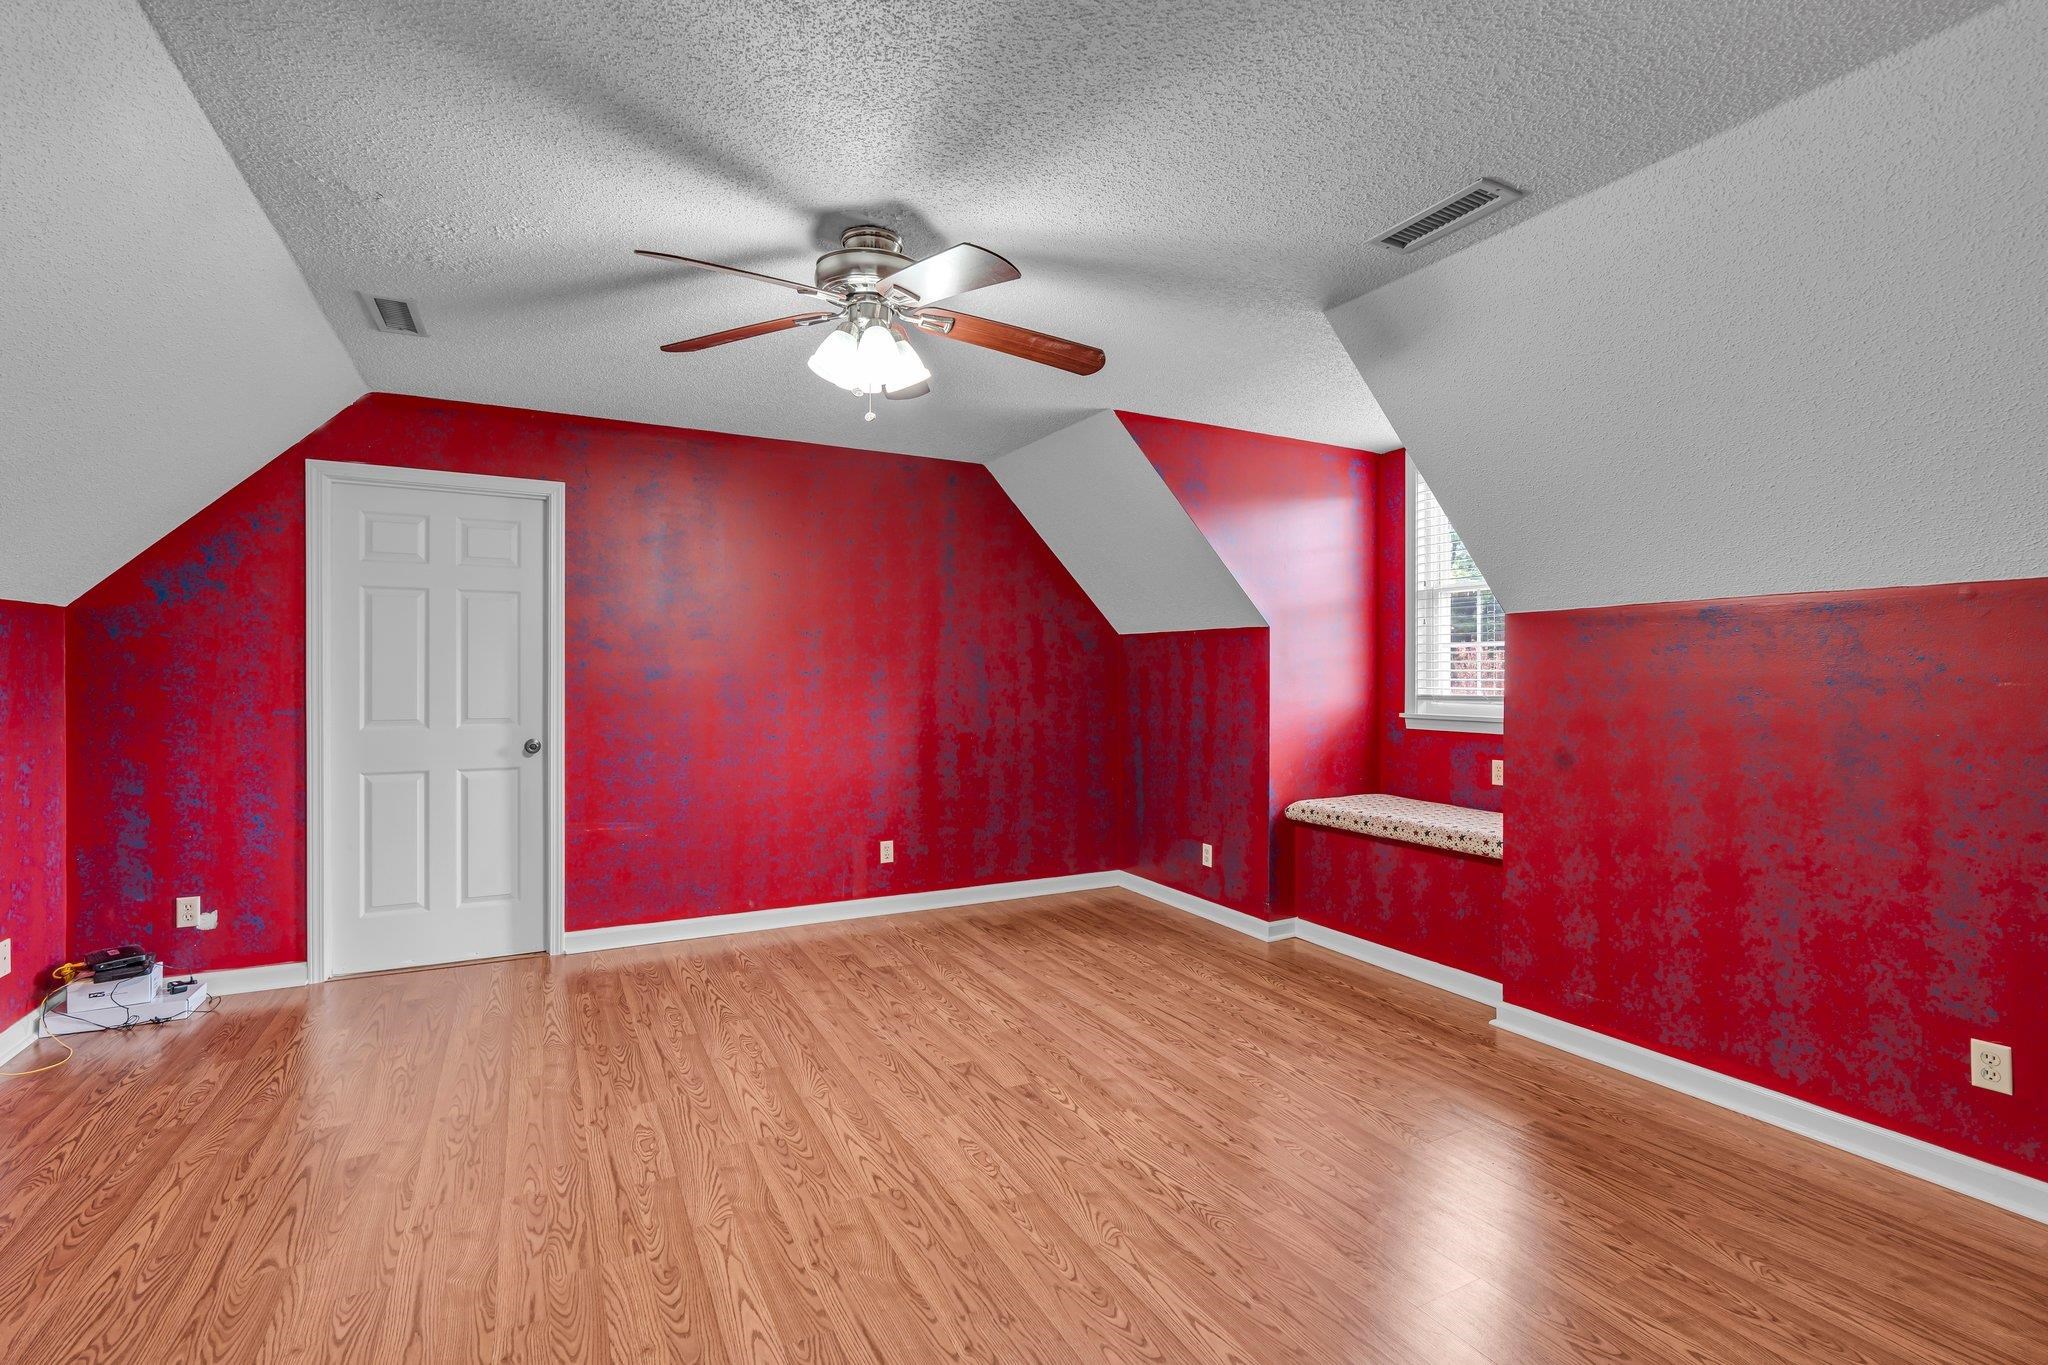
319;472;552;977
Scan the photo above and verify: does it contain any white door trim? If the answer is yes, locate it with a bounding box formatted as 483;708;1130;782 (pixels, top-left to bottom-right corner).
305;460;567;984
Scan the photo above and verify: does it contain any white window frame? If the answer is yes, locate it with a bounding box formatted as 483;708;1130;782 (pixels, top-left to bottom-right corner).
1403;459;1504;734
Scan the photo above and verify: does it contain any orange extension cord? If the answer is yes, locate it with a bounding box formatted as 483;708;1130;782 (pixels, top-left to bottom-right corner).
0;961;85;1077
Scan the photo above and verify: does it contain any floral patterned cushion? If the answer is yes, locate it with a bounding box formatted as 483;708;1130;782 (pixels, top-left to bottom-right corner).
1283;793;1503;861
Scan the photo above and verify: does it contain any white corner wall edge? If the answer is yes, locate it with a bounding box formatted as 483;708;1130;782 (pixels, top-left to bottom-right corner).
1;1005;41;1069
1496;1004;2048;1226
1291;919;1503;1006
564;872;1124;954
196;962;312;997
987;411;1266;634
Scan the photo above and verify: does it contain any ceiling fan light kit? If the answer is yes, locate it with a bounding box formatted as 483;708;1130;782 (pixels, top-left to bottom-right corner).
638;224;1105;421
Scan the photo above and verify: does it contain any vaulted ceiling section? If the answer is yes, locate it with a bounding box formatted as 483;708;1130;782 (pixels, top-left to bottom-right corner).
1;0;362;605
1;0;2023;607
1329;0;2046;612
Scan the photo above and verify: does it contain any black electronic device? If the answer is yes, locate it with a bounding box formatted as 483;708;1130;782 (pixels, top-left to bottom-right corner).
82;943;157;982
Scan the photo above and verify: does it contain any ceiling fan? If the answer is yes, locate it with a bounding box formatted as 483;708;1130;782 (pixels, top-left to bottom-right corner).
637;225;1105;421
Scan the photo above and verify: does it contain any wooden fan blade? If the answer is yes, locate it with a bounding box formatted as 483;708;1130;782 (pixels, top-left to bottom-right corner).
877;243;1019;306
659;312;836;352
884;379;932;400
636;249;838;299
917;309;1105;375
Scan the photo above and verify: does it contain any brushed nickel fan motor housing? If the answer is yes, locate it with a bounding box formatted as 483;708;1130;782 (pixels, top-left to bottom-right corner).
815;225;911;294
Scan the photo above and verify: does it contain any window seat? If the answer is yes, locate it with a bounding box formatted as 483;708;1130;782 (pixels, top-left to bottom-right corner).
1283;794;1503;861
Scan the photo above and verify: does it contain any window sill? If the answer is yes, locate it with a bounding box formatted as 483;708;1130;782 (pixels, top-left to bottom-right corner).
1401;711;1504;736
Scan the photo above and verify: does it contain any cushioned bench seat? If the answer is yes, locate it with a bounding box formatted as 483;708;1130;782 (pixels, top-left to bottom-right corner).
1283;793;1503;860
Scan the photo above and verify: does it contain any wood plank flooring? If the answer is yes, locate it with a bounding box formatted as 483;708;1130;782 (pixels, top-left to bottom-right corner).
1;889;2043;1363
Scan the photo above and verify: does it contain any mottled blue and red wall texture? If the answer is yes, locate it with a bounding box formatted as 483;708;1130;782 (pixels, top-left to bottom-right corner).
0;602;66;1024
1279;450;1507;974
1120;414;1378;917
1120;627;1268;915
1118;414;1502;927
66;394;1124;972
1508;580;2048;1181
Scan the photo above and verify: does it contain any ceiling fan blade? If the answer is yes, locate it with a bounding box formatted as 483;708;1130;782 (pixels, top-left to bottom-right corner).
636;249;839;300
659;312;837;353
877;243;1019;306
915;309;1105;376
885;379;932;400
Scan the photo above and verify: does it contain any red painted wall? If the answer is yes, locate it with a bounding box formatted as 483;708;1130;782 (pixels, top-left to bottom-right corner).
0;601;66;1025
1285;452;1508;975
1121;413;1378;915
1507;580;2048;1180
1371;454;1504;812
1291;825;1502;980
1121;628;1269;915
67;395;1123;970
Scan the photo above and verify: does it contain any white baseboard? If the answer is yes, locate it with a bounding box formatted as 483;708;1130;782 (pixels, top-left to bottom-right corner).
1;1004;42;1069
1496;1004;2048;1225
194;962;310;997
1109;872;1297;942
564;872;1122;955
1292;919;1504;1006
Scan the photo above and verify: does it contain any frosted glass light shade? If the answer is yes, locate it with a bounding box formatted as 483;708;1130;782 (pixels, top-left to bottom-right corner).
853;324;897;394
885;334;931;391
806;326;862;389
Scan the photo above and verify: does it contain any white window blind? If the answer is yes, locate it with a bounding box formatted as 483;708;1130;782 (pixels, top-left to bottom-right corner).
1409;467;1503;725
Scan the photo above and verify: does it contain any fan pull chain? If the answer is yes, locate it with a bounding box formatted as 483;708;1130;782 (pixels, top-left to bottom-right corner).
864;392;876;422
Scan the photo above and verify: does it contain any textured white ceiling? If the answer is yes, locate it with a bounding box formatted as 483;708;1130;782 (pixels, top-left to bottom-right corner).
989;412;1263;635
132;0;1997;467
0;1;363;605
1329;0;2048;613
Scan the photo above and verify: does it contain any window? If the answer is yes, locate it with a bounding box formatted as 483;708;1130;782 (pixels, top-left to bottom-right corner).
1406;462;1504;732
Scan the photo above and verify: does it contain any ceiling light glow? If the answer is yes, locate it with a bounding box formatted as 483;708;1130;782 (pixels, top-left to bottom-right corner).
806;323;862;390
809;318;929;397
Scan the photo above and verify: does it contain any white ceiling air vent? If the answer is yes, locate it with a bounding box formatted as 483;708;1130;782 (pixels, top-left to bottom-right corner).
1377;179;1524;253
365;294;426;336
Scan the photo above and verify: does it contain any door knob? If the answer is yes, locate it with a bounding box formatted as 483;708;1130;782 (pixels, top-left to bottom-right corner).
523;738;543;756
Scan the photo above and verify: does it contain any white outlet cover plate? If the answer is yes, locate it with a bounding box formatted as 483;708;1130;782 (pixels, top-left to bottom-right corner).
1972;1038;2014;1095
0;938;10;978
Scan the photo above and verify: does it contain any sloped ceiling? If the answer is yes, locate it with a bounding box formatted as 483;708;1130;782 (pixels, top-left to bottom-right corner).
0;1;363;606
1330;0;2047;613
131;0;1995;469
989;412;1264;634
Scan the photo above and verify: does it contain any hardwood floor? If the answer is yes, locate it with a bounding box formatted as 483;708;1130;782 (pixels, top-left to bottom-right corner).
2;889;2043;1363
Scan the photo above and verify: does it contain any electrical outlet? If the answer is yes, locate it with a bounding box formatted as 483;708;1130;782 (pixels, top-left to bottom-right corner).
176;895;201;929
1491;759;1505;786
1201;842;1214;868
878;840;894;865
0;938;10;979
1971;1039;2013;1095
